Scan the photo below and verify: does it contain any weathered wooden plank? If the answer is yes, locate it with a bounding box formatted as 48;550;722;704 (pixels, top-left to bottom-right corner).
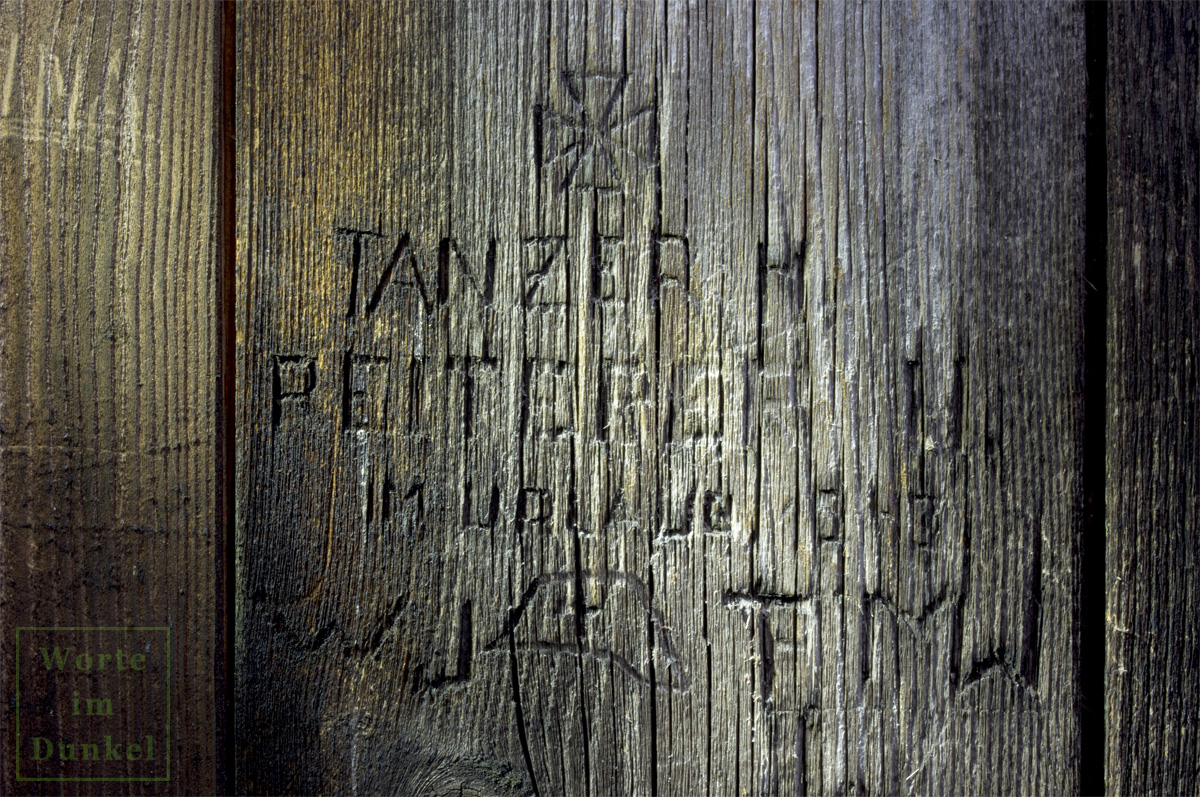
1106;3;1200;793
869;4;1085;792
0;0;222;792
236;2;1086;793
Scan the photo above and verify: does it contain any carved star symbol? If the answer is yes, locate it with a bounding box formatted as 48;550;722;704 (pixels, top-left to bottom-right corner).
537;70;655;193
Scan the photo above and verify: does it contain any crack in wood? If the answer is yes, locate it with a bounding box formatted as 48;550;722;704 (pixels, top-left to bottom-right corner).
483;571;690;694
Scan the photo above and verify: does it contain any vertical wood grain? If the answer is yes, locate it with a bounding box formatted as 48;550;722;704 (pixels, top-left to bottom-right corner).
236;2;1086;793
1106;3;1200;793
0;0;220;792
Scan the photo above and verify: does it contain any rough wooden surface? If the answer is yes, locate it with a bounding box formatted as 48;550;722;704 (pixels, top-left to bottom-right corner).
236;2;1089;794
1106;3;1200;794
0;1;221;793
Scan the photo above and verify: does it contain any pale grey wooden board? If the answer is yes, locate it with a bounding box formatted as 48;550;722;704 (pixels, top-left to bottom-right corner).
236;2;1088;793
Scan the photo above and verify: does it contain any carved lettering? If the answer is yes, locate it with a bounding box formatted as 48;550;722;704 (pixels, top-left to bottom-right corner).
594;188;624;237
662;482;696;538
441;237;497;306
816;488;841;541
599;491;639;537
485;571;689;692
904;354;926;491
659;483;731;540
336;228;431;317
0;42;144;151
426;600;473;689
910;493;935;546
761;369;796;411
656;235;689;285
522;357;573;439
517;487;553;531
386;479;425;538
522;236;568;307
1;33;16;118
35;48;83;128
342;352;389;431
723;590;815;709
446;354;499;441
596;360;648;442
398;356;426;434
589;188;625;302
463;480;501;530
703;490;731;533
271;355;316;428
590;234;622;302
665;362;722;447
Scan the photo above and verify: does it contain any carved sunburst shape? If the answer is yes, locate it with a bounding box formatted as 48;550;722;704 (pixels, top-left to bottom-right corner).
537;70;655;193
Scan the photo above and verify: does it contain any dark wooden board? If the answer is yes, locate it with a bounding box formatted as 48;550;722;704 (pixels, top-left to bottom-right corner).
0;1;222;793
1106;3;1200;793
235;2;1087;793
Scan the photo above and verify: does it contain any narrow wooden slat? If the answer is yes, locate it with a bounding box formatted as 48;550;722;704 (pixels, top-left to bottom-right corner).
1106;3;1200;793
0;1;220;792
